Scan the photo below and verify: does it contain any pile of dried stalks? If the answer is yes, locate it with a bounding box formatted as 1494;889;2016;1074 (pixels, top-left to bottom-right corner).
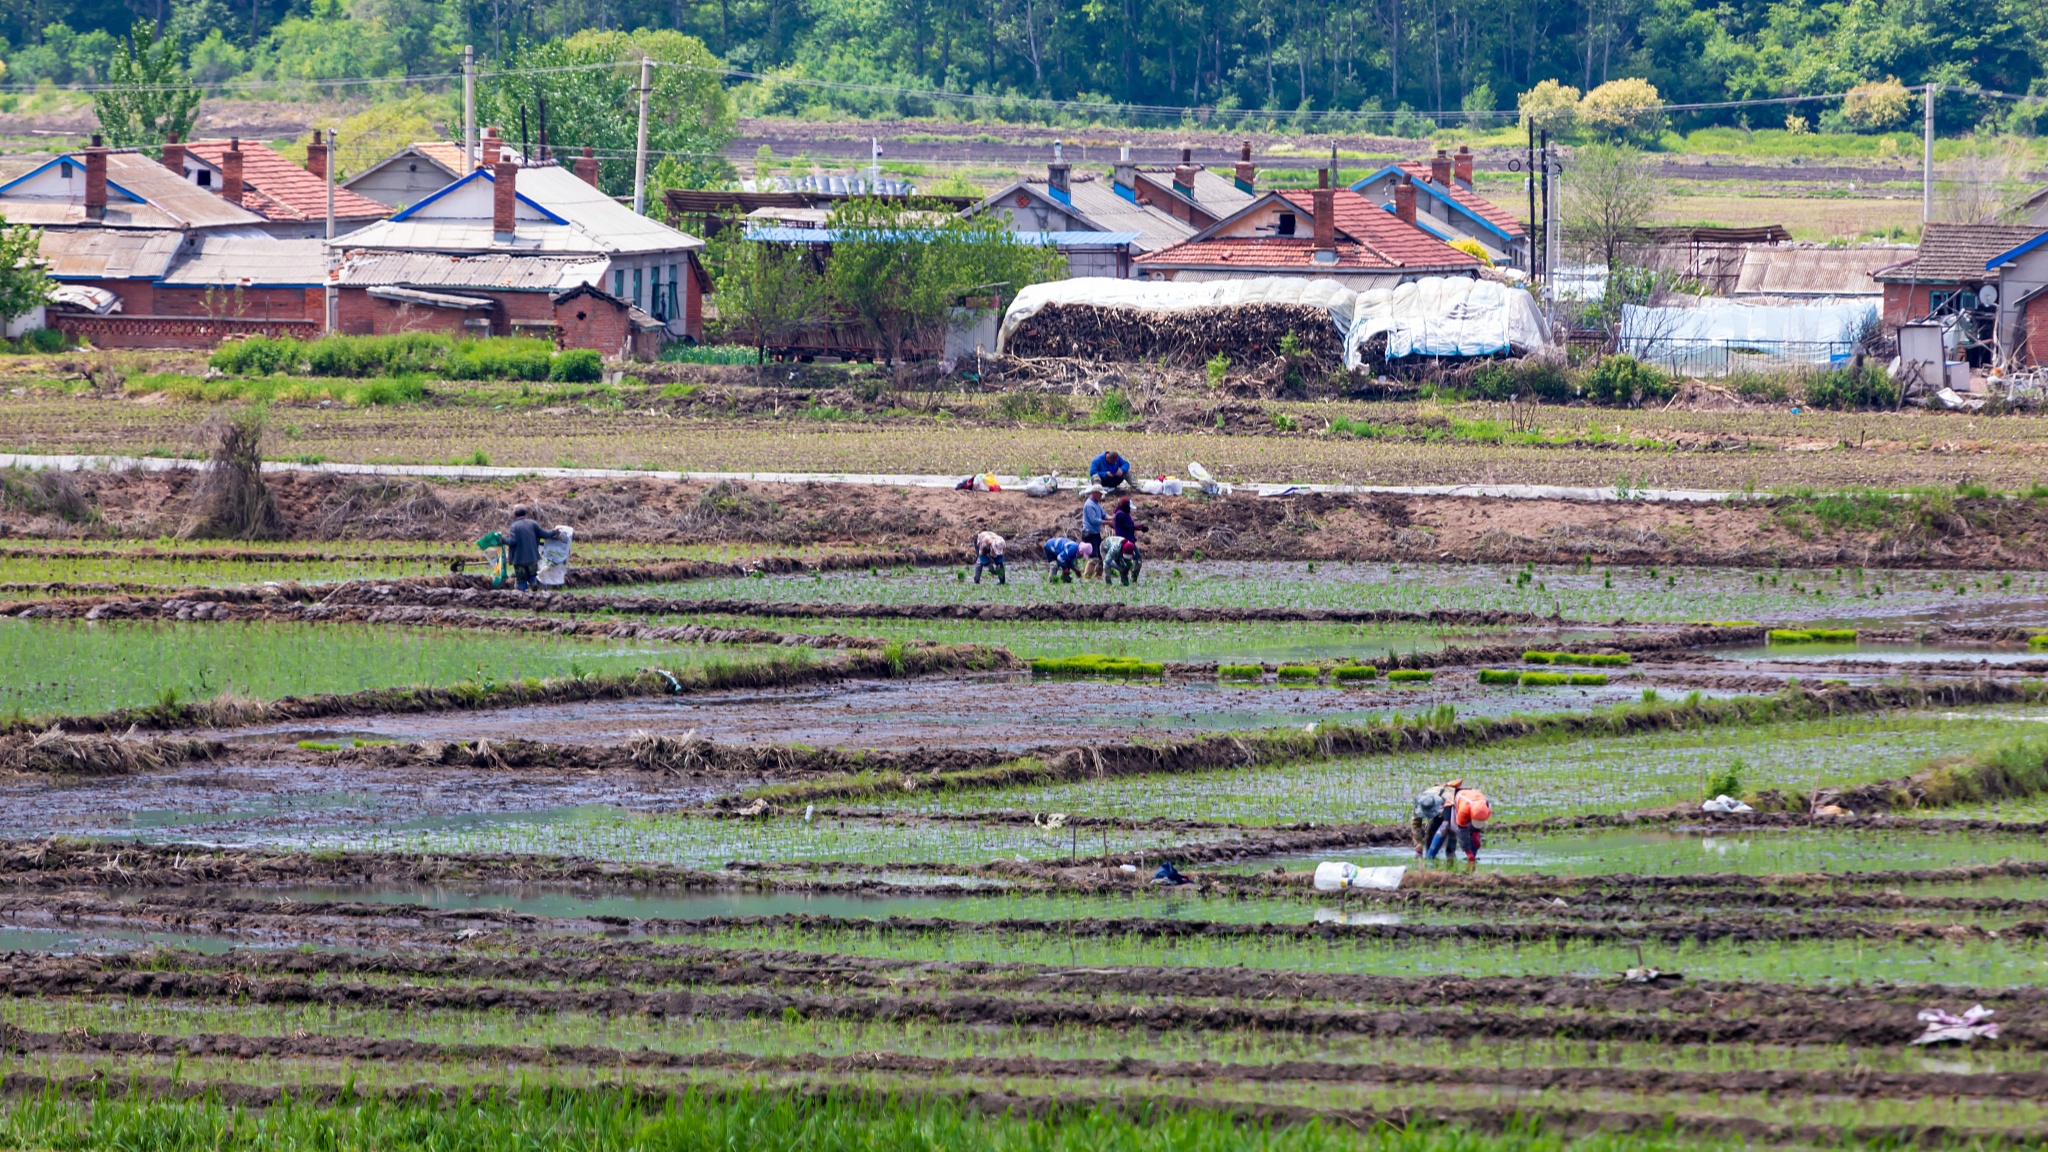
179;408;283;540
0;727;222;776
626;729;711;774
1005;303;1343;370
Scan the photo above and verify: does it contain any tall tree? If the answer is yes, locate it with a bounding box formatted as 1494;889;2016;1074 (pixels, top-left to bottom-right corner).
90;21;199;155
0;218;56;329
1561;141;1661;270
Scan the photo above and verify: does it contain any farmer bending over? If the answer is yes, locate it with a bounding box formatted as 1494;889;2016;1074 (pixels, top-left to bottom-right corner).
1104;536;1143;586
973;531;1007;585
1411;778;1461;858
1043;536;1090;582
1089;450;1132;491
505;505;558;593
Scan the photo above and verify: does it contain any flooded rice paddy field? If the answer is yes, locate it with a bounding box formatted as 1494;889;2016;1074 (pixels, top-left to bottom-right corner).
9;536;2048;1148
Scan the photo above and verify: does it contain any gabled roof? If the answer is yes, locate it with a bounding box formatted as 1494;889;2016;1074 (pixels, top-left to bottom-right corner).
0;152;269;230
1276;189;1482;269
183;140;390;223
1064;179;1197;253
1134;167;1257;216
335;165;702;257
34;228;184;279
160;236;329;286
1138;188;1480;275
1874;223;2044;282
1985;229;2048;270
1353;162;1527;241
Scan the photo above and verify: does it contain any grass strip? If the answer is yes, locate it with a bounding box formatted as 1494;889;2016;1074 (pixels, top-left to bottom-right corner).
1522;652;1629;666
1275;666;1320;681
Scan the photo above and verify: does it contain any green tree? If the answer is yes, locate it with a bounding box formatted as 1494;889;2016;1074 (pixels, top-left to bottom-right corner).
481;30;738;197
0;217;56;328
704;218;833;370
90;21;200;155
1562;142;1662;271
823;198;1065;366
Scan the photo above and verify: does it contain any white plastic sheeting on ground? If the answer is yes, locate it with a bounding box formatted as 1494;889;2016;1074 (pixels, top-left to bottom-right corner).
1619;299;1877;369
997;276;1357;351
1341;277;1550;367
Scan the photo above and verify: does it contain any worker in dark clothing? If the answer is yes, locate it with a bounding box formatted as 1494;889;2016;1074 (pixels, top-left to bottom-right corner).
504;505;558;592
1112;497;1144;543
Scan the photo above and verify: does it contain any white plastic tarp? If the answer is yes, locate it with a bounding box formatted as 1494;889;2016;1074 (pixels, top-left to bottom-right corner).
998;276;1357;351
1618;300;1876;366
1341;277;1549;367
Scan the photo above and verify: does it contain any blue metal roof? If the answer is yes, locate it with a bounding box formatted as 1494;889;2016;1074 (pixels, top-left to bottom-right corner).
744;227;1140;247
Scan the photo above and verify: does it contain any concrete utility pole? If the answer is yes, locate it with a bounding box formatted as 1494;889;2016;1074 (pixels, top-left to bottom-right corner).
324;127;337;335
632;57;652;215
1922;82;1936;222
463;45;476;171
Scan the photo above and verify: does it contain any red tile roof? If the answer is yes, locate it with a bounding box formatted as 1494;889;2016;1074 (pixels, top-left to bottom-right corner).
1275;189;1482;269
185;140;390;223
1139;235;1419;272
1392;161;1526;238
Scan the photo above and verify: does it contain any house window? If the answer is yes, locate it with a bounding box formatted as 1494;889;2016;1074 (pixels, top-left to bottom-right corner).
650;264;662;319
667;264;680;320
59;161;73;179
614;269;626;299
1277;212;1296;236
196;169;211;187
633;268;642;310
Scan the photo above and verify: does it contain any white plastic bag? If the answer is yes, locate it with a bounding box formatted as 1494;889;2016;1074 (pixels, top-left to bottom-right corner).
1701;794;1753;814
537;526;574;586
1157;478;1184;496
1312;861;1407;891
1024;474;1060;497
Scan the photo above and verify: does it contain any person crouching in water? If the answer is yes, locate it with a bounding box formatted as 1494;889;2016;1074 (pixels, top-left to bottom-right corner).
1103;536;1143;586
1043;536;1090;582
973;531;1007;585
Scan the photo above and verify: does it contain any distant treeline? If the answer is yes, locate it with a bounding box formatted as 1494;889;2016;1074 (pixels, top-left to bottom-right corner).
2;0;2043;136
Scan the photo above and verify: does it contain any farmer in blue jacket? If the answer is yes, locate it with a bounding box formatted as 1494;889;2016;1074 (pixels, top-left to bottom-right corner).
1043;536;1091;582
1089;450;1132;491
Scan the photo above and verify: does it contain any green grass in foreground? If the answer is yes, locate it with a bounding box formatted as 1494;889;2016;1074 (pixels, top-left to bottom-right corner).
0;619;789;717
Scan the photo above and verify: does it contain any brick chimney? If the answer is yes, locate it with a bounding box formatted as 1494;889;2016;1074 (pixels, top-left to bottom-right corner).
83;134;107;222
1172;146;1197;196
1311;165;1336;262
221;138;244;203
492;159;517;243
1429;148;1451;185
480;127;501;170
1047;140;1071;205
161;132;185;177
1453;144;1473;188
305;130;328;182
1112;145;1137;202
1393;176;1417;226
1232;140;1256;193
574;144;600;187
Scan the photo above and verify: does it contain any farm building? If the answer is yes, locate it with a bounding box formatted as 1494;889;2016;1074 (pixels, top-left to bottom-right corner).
1349;147;1529;268
968;146;1194;277
1135;169;1483;289
1983;229;2048;367
335;158;708;342
32;231;330;348
1874;223;2044;364
172;136;390;239
0;140;270;235
343;131;529;210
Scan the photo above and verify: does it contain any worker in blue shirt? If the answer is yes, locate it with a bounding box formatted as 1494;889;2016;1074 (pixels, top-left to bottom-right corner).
1043;536;1091;582
1089;450;1132;491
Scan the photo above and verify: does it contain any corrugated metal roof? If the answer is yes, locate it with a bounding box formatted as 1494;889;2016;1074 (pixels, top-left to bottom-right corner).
35;228;184;279
339;165;701;257
1734;246;1891;296
338;251;607;291
161;237;329;286
105;152;271;229
1063;180;1197;252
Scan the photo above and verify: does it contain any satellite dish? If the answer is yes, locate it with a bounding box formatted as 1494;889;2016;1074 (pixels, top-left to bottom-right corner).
1979;284;1999;307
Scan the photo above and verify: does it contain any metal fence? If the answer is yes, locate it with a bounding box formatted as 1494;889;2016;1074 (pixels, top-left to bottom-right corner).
1619;338;1855;378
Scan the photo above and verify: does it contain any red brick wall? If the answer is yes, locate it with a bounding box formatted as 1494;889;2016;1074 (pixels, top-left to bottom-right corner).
59;278;154;315
51;313;320;348
335;287;558;338
2027;294;2048;367
152;285;322;322
684;258;704;342
1882;282;1942;329
555;294;630;357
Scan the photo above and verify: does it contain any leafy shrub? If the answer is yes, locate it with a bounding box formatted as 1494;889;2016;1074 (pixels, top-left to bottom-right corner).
1275;665;1319;680
1567;672;1608;685
1333;665;1378;681
1217;664;1264;680
1706;759;1746;800
443;338;555;382
1768;628;1857;644
1520;671;1569;686
550;349;603;383
1091;389;1134;423
1803;361;1896;410
1205;354;1230;387
1583;355;1673;406
15;327;66;354
1477;669;1521;685
1468;358;1575;402
995;390;1070;422
210;336;304;376
303;332;450;377
1386;669;1433;683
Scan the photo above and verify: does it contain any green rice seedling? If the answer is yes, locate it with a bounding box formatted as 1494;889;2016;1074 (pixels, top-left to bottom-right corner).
1028;654;1163;679
1521;651;1555;664
1769;629;1858;644
1217;664;1265;680
1333;665;1378;681
1520;671;1569;686
1568;673;1609;686
1476;669;1521;686
1554;652;1629;666
2029;634;2048;650
1386;669;1432;683
1274;665;1319;681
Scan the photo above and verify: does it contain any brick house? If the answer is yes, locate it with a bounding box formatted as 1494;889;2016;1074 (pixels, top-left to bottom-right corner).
174;135;390;239
37;232;328;347
1982;229;2048;367
1135;168;1482;289
336;251;605;342
1872;223;2043;365
1350;147;1529;268
334;156;706;345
